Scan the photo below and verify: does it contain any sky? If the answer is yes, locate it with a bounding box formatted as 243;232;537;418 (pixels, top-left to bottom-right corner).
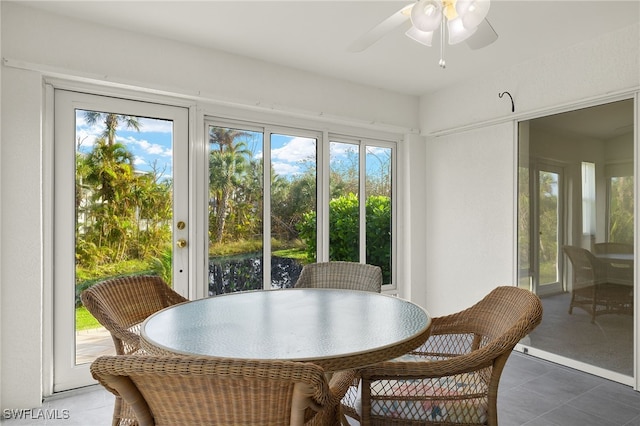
76;111;319;180
75;110;389;181
76;110;174;180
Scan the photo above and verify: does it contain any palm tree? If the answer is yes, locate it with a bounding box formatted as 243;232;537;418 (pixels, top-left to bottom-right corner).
84;111;141;146
83;138;136;260
208;127;253;243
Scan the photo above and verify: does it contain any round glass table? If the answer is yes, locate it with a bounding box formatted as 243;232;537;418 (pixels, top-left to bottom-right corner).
141;288;431;371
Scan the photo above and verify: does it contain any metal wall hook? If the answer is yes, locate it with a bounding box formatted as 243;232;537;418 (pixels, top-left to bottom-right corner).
499;91;515;113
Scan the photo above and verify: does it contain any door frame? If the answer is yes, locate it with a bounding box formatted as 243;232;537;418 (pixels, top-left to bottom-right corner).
47;86;193;393
531;160;565;296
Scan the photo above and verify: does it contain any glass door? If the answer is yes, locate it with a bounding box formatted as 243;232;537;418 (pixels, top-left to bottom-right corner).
53;90;189;391
533;165;564;296
518;98;635;384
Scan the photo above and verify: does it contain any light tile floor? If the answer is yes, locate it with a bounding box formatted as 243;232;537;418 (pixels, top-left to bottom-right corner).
3;351;640;425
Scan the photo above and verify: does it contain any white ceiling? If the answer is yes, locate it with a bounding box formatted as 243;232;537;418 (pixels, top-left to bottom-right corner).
17;0;640;97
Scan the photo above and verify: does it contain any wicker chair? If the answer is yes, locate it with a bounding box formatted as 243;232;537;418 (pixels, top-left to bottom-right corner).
592;242;634;286
341;286;543;426
294;261;382;424
593;242;634;255
294;261;382;293
563;245;632;323
81;275;188;425
91;355;347;426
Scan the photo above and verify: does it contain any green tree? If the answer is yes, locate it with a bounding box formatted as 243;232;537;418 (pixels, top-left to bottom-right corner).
609;176;634;244
84;112;140;146
208;127;253;243
538;171;558;266
271;169;316;241
76;112;172;272
82;138;136;261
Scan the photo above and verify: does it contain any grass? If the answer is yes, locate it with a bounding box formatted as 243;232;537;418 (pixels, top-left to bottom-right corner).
75;241;309;332
76;306;101;331
210;238;308;259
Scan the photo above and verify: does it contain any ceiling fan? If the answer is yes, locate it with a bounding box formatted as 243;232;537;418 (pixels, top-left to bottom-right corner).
348;0;498;68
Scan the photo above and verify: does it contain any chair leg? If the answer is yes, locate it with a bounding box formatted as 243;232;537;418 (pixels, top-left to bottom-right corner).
568;292;575;315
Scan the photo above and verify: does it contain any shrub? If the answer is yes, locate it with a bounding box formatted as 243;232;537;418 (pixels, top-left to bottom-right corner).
298;193;391;282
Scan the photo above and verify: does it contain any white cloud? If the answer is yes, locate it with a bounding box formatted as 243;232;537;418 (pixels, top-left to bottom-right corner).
133;156;147;166
329;141;357;157
134;117;173;133
75;128;98;149
273;162;302;176
272;137;316;163
118;135;172;157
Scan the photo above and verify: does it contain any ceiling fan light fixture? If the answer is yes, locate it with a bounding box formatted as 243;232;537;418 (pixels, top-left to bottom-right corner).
455;0;490;29
410;0;443;32
405;26;434;46
447;16;477;44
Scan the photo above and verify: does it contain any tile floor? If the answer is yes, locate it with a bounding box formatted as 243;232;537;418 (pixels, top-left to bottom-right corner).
3;351;640;425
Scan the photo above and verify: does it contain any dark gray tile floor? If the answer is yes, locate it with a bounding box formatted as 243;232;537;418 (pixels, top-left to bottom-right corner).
3;351;640;425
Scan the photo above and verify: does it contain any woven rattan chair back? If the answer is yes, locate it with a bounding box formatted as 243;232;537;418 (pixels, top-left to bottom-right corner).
81;275;187;355
294;261;382;293
563;245;605;286
342;286;543;426
91;355;332;426
81;275;187;426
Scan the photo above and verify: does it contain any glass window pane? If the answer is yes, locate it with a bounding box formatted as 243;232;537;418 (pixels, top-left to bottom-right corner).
538;170;559;286
270;134;317;288
582;162;596;236
208;126;263;295
329;141;359;262
609;176;634;244
518;165;531;289
365;146;392;284
75;110;174;364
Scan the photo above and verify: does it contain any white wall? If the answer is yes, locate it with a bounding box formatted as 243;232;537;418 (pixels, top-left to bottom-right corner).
0;2;421;409
400;134;428;306
421;24;640;135
2;2;419;132
424;123;516;315
421;23;639;316
1;66;44;410
0;0;3;410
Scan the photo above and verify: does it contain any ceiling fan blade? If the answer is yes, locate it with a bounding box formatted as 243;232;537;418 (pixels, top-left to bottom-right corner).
465;18;498;50
347;6;411;53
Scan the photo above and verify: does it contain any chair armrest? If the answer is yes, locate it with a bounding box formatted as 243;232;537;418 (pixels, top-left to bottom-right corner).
90;372;154;426
359;350;493;381
110;327;141;351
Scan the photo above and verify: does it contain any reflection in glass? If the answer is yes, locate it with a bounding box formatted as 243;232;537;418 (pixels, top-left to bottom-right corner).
538;170;560;286
518;99;634;379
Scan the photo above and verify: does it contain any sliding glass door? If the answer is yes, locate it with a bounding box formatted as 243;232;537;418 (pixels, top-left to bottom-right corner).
518;98;635;384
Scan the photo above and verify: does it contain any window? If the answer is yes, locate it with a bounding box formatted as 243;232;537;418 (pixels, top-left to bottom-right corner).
605;163;634;244
207;121;396;294
582;162;596;236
